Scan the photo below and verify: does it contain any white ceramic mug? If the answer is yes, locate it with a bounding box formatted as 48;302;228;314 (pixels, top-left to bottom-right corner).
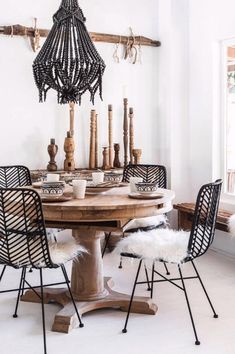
92;172;104;185
72;180;87;199
129;177;143;193
47;174;60;182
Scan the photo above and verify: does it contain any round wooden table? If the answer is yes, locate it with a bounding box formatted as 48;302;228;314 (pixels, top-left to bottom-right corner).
22;186;175;333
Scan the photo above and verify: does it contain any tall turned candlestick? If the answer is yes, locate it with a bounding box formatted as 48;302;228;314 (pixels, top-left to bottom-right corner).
47;138;58;171
89;110;96;170
132;148;142;165
64;131;75;171
129;107;134;164
69;101;75;137
95;114;98;169
108;105;113;168
123;98;129;167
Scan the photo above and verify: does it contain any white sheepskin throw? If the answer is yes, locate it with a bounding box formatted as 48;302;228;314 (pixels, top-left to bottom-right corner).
228;214;235;237
49;240;87;265
114;228;190;264
124;215;167;231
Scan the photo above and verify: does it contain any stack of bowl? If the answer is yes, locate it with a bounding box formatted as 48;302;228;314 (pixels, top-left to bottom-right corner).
41;174;65;198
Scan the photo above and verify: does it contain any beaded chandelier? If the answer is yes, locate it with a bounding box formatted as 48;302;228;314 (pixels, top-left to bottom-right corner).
33;0;106;104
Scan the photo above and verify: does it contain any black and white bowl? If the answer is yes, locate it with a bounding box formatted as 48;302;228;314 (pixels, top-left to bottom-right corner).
41;181;65;197
135;182;158;195
104;172;123;183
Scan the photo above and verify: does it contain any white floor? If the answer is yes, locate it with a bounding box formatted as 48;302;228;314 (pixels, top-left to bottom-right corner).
0;250;235;354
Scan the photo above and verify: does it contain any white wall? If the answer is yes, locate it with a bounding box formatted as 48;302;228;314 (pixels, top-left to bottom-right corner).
157;0;235;254
157;0;190;204
0;0;159;169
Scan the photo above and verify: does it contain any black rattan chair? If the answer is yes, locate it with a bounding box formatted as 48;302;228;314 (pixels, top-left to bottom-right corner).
0;166;32;284
118;180;222;345
103;164;168;255
103;164;169;281
0;188;84;354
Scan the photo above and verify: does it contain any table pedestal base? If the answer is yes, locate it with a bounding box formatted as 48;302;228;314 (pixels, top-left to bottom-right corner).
21;277;158;333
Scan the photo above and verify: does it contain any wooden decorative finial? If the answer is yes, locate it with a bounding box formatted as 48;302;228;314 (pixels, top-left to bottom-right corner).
95;114;99;168
89;110;96;170
132;148;142;165
102;147;110;170
69;101;75;136
47;138;58;171
123;98;128;167
108;105;113;168
129;107;134;164
113;143;121;168
64;131;75;171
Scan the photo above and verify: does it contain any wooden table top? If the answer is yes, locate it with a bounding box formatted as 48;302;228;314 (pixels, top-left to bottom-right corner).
41;186;174;210
39;186;175;225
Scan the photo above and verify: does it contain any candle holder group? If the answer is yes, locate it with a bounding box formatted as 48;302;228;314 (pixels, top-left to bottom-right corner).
46;97;142;172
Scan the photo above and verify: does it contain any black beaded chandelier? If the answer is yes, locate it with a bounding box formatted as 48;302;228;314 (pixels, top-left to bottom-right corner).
33;0;106;104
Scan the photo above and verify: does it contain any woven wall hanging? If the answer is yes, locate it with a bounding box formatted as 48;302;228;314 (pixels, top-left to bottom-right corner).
33;0;106;104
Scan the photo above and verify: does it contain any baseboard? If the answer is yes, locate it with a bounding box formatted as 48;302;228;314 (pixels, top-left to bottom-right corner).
210;246;235;261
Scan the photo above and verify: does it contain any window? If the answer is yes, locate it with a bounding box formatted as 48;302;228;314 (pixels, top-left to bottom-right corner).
222;40;235;195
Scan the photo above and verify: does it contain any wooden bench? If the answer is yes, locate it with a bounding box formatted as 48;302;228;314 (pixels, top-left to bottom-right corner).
174;203;233;232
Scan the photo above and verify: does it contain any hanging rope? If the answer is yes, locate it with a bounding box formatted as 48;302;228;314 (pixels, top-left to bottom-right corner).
33;0;106;105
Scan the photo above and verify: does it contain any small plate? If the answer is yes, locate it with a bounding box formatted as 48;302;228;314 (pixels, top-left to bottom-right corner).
32;181;43;189
128;192;164;200
41;195;72;203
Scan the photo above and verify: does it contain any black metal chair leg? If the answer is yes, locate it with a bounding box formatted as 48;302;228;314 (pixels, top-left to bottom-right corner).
21;268;27;296
191;260;218;318
150;261;155;299
122;259;143;334
39;268;47;354
144;263;151;291
61;265;84;328
29;268;33;273
163;262;170;275
0;265;6;282
102;232;111;258
178;265;200;345
119;256;123;269
13;268;25;318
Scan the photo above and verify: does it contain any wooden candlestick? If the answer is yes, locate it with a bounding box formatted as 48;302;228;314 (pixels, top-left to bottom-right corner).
123;98;129;167
47;138;58;171
113;143;121;168
64;131;75;171
95;114;98;168
108;105;113;168
89;110;96;170
132;148;142;165
102;147;110;170
129;107;134;164
69;101;75;137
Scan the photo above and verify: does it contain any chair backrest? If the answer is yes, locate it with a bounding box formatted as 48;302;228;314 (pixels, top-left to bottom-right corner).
187;179;222;260
122;164;167;188
0;165;32;188
0;188;54;269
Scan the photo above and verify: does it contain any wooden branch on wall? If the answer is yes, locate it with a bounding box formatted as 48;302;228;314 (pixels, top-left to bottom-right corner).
0;24;161;48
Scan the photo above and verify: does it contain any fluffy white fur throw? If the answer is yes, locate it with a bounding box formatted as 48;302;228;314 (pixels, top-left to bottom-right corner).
124;215;167;231
114;228;190;264
49;240;86;265
228;214;235;237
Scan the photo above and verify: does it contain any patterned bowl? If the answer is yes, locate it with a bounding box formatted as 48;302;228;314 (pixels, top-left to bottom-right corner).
135;182;158;194
104;172;123;183
41;181;65;197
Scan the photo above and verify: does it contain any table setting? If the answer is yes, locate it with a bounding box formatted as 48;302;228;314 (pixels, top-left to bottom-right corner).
32;171;166;204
